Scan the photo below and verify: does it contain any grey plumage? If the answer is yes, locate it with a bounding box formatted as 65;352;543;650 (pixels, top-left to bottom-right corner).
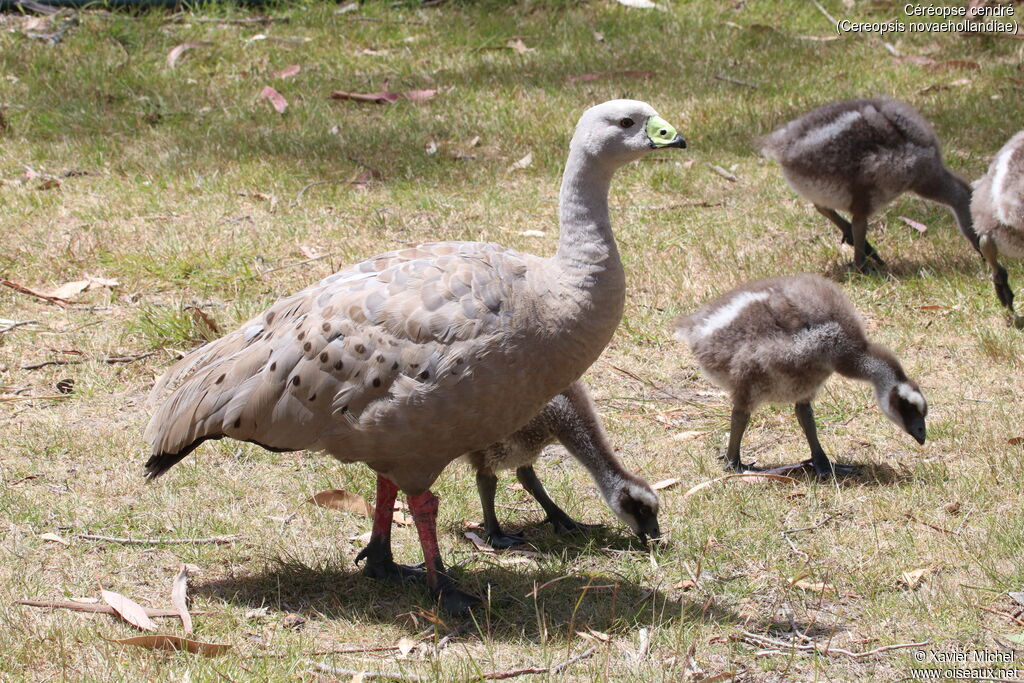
464;380;660;547
971;130;1024;328
674;274;927;476
761;97;977;269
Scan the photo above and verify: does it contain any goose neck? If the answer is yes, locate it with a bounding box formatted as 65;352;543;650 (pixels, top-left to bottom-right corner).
555;145;619;273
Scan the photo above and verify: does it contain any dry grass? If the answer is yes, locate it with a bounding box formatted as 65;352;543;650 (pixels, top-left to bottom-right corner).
2;0;1024;680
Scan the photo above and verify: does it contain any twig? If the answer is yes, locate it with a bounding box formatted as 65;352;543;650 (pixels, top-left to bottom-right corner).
342;15;427;26
604;362;687;402
76;533;241;545
977;604;1024;627
21;353;156;370
739;631;928;660
906;513;955;535
190;16;288;24
15;599;205;619
480;646;598;680
0;280;68;306
708;164;738;182
0;320;39;335
810;0;838;27
782;514;839;535
294;180;341;204
307;661;426;682
713;73;758;88
0;394;72;402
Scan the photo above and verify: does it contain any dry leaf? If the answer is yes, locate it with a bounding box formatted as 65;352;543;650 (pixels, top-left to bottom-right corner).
671;430;703;442
507;38;534;54
674;579;696;590
616;0;666;9
171;564;193;634
566;70;654;84
299;245;325;259
45;280;90;299
898;216;928;232
463;531;495;553
396;636;418;657
576;628;611;642
184;306;222;336
942;500;962;515
791;578;835;593
425;140;438;155
900;566;938;590
258;86;288;114
683;473;797;499
520;230;546;237
918;304;949;311
1008;437;1024;446
273;64;301;79
509;152;533;171
37;178;61;191
392;511;413;526
308;489;373;516
102;589;158;632
109;634;230;656
282;612;305;629
39;532;69;545
651;477;682;490
167;42;211;69
329;89;436;105
336;1;359;13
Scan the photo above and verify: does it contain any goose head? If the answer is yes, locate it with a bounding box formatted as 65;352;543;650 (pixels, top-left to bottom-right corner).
571;99;686;166
878;379;928;445
607;475;662;543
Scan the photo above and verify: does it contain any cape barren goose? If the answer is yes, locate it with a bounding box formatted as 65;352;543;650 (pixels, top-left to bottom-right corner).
761;98;977;270
465;380;660;548
673;274;927;477
971;131;1024;329
144;100;685;613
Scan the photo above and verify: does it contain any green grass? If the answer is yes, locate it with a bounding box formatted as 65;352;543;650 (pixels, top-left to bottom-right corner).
2;0;1024;680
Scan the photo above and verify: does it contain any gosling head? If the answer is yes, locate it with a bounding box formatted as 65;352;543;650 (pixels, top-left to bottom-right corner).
879;379;928;445
608;476;662;544
572;99;686;165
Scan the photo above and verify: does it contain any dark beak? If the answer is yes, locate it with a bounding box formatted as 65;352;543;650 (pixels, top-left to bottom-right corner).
639;521;662;545
666;134;686;149
908;416;926;445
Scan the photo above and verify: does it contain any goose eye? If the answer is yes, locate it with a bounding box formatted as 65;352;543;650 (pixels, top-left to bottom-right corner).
618;117;635;129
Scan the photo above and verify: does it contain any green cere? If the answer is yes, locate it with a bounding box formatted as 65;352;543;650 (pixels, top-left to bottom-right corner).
646;116;680;147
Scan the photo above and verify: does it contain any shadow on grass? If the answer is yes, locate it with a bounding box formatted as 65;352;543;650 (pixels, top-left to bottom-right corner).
193;535;732;637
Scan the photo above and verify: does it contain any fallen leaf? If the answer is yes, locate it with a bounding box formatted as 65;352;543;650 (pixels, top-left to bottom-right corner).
336;2;359;13
918;304;949;311
245;607;269;619
37;178;61;191
791;578;835;593
46;280;90;299
651;477;682;490
520;230;546;237
329;89;436;105
308;489;373;516
942;500;962;515
282;612;305;629
898;216;928;232
258;85;288;114
396;636;418;657
593;30;604;41
167;42;211;69
392;511;413;526
507;38;534;54
674;579;696;590
108;634;230;656
671;430;703;442
39;532;69;545
273;64;301;79
616;0;666;9
509;152;533;171
900;566;938;590
576;628;611;642
358;48;389;56
102;589;158;632
683;473;797;499
171;564;193;634
55;378;74;394
463;531;496;553
465;136;481;148
1009;437;1024;446
184;306;222;336
566;70;654;84
425;140;438;155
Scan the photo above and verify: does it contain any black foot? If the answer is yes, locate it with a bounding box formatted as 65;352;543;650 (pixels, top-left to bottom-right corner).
723;460;764;474
486;531;527;549
1012;314;1024;330
802;458;860;478
436;584;481;615
356;545;426;583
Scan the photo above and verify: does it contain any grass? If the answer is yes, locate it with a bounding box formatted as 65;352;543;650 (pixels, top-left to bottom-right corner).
1;0;1024;680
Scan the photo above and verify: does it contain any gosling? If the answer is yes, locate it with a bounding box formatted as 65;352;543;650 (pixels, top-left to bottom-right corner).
971;130;1024;329
761;97;977;270
465;381;660;548
673;274;927;477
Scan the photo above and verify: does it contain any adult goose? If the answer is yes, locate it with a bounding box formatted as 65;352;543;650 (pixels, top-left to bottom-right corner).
465;380;660;548
971;130;1024;329
674;274;927;477
761;98;977;271
144;100;686;613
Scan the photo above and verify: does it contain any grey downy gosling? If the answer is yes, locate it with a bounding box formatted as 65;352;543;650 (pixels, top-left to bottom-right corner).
465;380;660;548
144;100;685;615
761;97;977;271
970;130;1024;329
673;274;927;477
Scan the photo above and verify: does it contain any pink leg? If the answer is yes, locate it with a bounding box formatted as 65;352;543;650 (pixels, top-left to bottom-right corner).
355;475;416;580
407;489;480;614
